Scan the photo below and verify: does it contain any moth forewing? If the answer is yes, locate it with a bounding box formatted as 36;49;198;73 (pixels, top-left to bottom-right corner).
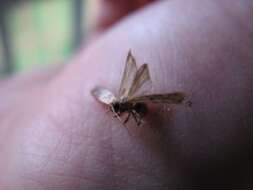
128;92;186;104
127;63;152;99
91;86;117;105
119;50;137;100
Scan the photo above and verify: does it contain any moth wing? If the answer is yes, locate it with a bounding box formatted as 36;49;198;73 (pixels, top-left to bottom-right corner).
128;92;185;104
91;86;117;104
127;63;152;99
119;50;137;99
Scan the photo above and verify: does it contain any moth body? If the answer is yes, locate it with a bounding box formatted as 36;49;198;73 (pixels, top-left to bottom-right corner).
109;101;147;125
91;50;186;126
111;101;146;115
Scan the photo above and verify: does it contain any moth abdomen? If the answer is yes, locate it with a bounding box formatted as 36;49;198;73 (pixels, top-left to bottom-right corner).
134;103;148;116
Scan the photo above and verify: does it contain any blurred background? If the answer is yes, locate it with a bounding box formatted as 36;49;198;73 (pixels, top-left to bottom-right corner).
0;0;99;77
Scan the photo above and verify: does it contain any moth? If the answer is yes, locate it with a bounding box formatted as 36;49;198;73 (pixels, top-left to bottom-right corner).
91;51;185;126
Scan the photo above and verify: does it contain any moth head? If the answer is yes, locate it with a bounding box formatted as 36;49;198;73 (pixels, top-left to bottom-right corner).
111;102;121;113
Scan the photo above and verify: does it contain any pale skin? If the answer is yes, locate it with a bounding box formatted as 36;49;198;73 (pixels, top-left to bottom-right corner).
0;0;253;189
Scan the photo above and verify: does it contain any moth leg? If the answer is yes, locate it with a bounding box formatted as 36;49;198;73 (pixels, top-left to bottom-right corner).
114;113;122;122
112;111;132;136
130;111;137;123
136;116;142;126
113;113;121;118
131;111;141;126
132;110;143;126
110;105;122;122
110;105;116;116
123;112;131;124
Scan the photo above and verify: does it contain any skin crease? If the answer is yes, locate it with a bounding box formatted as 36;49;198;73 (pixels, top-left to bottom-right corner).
0;0;253;189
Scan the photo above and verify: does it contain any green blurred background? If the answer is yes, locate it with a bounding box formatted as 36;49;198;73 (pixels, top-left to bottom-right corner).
0;0;98;77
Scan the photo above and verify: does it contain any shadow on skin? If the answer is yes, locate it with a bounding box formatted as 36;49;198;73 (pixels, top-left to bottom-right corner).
187;139;253;189
125;103;182;172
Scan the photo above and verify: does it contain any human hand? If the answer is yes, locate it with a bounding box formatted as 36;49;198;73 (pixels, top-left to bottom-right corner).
1;0;253;189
